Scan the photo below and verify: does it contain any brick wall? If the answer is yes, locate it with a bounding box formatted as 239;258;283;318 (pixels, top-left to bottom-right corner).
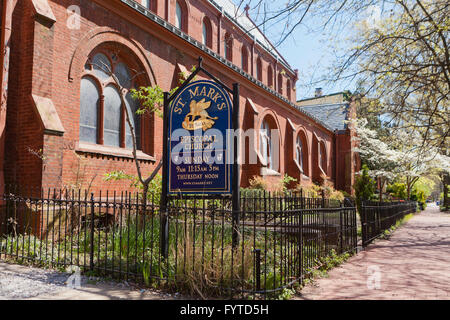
4;0;44;189
2;0;351;194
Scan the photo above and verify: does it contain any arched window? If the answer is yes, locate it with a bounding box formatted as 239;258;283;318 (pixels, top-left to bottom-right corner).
81;50;141;150
241;46;249;72
278;73;283;94
267;65;273;88
143;0;157;12
202;17;212;48
260;119;273;170
256;57;262;81
287;79;291;100
319;141;327;173
142;0;151;10
296;135;304;173
295;131;309;176
224;33;233;61
80;77;100;144
175;1;184;31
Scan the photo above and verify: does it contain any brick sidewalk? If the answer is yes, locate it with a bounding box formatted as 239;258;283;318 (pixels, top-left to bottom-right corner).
296;204;450;300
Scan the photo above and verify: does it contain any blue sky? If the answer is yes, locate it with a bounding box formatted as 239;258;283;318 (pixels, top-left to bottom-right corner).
275;25;340;100
241;1;367;100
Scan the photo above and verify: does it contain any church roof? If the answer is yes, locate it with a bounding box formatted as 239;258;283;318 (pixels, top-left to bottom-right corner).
300;103;350;131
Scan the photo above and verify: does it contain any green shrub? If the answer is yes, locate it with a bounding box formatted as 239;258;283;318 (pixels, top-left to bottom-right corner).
411;189;426;210
281;174;297;192
386;182;407;200
296;182;322;198
354;164;376;212
248;176;268;190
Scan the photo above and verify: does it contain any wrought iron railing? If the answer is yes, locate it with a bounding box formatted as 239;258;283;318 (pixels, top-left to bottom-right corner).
360;200;417;247
0;186;357;298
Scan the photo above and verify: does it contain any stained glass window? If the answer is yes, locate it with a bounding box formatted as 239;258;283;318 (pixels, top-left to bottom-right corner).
103;85;122;147
80;50;142;150
80;77;99;144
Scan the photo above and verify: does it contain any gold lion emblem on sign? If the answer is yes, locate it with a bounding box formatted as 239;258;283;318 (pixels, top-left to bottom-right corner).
182;98;218;131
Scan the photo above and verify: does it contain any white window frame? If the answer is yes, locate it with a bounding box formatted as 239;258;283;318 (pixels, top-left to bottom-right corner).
296;135;304;174
202;21;208;46
260;120;274;170
175;2;182;30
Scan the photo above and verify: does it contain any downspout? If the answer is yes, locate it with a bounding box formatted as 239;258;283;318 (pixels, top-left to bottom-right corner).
0;0;12;193
217;8;223;55
333;130;337;189
250;36;255;77
274;57;278;93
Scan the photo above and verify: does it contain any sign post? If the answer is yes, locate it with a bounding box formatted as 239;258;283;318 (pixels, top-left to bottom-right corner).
232;83;240;248
160;91;170;259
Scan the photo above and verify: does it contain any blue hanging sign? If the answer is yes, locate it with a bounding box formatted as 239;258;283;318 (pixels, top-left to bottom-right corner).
168;80;233;194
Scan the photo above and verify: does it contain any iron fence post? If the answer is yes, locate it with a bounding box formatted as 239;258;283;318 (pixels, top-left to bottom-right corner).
254;249;261;292
321;189;325;207
160;91;170;259
361;201;367;248
299;204;303;281
339;203;343;254
90;193;94;271
232;83;240;248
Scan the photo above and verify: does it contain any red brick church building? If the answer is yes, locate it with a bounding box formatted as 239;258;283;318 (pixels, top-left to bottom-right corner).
0;0;359;194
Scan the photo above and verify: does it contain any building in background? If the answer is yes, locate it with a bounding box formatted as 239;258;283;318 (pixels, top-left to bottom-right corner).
298;90;360;194
0;0;359;194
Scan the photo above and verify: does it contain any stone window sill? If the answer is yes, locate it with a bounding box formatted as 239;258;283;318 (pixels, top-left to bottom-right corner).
76;142;156;162
318;165;328;177
260;167;281;176
301;174;310;180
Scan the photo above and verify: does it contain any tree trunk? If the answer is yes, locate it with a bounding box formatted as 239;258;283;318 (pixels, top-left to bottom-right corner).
407;177;411;200
442;173;450;210
378;177;385;202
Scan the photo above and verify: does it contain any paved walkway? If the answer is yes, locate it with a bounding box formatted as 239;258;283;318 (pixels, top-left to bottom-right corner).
297;204;450;300
0;262;179;300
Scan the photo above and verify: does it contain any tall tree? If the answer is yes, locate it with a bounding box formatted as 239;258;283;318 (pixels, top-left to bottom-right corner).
354;118;450;199
241;0;449;152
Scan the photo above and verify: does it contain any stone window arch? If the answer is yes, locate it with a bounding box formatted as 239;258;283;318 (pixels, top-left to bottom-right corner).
80;47;142;150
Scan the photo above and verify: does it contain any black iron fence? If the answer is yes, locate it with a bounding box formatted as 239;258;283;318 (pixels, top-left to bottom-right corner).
360;200;417;247
0;186;357;298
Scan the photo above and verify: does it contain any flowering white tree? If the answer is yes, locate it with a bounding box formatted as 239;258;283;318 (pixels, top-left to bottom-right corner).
353;118;400;200
392;128;450;198
353;118;450;199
